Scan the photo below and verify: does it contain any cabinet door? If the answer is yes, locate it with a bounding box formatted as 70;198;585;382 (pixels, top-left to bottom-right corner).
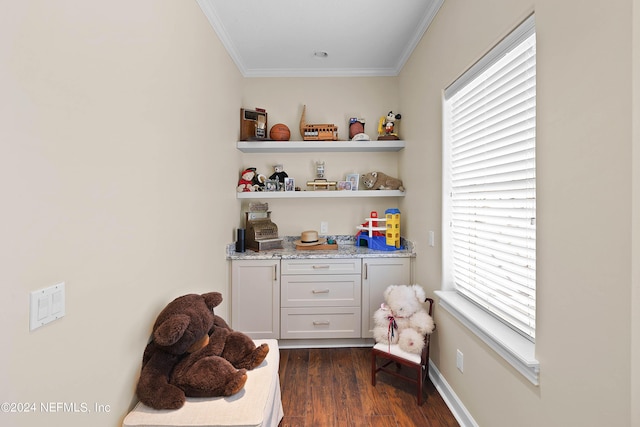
361;258;411;338
231;260;280;339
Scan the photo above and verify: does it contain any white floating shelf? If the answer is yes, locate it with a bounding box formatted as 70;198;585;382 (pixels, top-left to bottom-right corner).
236;190;405;199
236;140;405;153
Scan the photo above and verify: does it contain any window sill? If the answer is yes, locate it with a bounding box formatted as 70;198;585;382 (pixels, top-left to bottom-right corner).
435;290;540;385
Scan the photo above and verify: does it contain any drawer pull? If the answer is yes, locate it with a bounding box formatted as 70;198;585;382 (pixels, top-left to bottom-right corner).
312;321;330;326
312;289;330;294
312;265;331;269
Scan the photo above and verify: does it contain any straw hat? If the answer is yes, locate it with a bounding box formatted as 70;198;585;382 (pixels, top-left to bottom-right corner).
294;230;327;246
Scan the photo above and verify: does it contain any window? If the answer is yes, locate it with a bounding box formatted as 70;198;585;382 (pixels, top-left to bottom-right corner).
442;15;537;346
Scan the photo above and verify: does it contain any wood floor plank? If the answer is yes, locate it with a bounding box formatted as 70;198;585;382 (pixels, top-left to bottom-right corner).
351;347;395;416
278;347;459;427
365;415;399;427
331;348;360;425
308;349;337;426
279;348;309;418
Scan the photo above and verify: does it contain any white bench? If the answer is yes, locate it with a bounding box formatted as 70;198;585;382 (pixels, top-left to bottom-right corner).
123;339;283;427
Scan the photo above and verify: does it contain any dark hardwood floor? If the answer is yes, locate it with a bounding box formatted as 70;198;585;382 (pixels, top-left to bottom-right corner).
278;347;459;427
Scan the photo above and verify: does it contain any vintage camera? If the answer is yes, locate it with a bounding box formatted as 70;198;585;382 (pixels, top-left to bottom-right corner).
240;108;268;141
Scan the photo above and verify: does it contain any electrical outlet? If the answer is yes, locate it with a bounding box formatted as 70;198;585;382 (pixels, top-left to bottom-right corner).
320;221;328;234
456;349;464;373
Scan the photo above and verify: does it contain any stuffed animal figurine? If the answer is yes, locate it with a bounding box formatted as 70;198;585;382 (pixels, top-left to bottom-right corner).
252;172;266;191
135;292;269;410
373;285;435;354
269;164;288;185
237;168;258;192
361;171;405;192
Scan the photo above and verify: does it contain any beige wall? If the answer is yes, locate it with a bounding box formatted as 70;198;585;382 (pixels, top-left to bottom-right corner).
0;1;242;426
400;0;636;426
632;1;640;426
1;0;638;426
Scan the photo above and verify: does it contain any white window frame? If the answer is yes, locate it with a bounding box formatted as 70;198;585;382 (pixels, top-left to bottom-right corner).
437;14;540;385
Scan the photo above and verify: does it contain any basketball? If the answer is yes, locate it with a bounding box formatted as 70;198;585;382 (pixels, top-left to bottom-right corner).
269;123;291;141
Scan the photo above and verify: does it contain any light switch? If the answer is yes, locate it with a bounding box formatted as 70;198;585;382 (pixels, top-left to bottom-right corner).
30;282;65;331
37;296;49;320
51;290;63;314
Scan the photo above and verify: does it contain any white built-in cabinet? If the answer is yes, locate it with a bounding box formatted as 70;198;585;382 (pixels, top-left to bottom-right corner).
361;257;412;338
231;259;279;339
230;257;411;342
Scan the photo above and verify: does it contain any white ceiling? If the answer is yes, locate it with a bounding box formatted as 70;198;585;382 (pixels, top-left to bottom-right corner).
196;0;444;77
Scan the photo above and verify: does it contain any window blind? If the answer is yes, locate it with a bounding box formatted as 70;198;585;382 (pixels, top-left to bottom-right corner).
443;16;536;340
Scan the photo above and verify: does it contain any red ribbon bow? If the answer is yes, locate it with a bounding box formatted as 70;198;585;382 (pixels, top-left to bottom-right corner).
380;303;399;353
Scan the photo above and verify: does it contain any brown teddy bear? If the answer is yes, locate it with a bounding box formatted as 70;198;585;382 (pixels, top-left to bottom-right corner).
135;292;269;410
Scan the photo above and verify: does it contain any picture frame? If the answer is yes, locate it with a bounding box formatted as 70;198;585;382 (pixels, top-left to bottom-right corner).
264;179;278;192
284;177;295;192
346;173;359;191
337;180;352;191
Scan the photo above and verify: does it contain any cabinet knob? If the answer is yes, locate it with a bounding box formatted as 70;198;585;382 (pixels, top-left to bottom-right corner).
312;289;330;294
312;265;330;269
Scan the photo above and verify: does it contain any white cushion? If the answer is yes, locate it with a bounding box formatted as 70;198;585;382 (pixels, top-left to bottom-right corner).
373;342;422;364
123;339;283;427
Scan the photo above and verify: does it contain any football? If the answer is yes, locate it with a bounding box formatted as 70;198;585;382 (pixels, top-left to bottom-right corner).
269;123;291;141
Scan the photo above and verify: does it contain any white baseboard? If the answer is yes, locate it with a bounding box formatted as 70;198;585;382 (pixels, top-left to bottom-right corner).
428;360;478;427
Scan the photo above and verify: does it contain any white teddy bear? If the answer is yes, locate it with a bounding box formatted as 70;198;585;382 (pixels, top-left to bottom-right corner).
373;284;435;354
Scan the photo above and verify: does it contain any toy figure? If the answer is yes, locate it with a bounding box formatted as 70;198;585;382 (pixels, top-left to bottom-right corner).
237;168;258;192
269;164;288;185
378;111;402;139
361;171;405;192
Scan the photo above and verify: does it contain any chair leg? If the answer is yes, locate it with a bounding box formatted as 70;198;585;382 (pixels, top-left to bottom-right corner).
371;352;377;386
417;365;423;405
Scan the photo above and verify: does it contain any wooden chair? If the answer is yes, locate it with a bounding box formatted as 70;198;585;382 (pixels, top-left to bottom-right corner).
371;297;435;405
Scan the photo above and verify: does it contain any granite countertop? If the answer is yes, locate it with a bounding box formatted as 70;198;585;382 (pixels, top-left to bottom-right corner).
226;235;415;260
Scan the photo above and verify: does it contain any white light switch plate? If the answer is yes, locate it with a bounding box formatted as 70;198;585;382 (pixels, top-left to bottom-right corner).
30;282;65;331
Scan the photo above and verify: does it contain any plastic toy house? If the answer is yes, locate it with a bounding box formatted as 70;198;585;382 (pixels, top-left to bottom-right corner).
356;209;402;251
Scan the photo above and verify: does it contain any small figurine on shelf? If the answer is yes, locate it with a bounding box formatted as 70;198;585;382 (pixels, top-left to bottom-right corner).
237;167;258;192
378;111;402;140
306;160;336;191
269;164;289;187
349;117;369;140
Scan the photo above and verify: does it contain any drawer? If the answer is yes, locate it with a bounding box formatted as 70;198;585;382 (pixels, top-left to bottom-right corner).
281;258;362;275
281;307;361;339
281;274;361;307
